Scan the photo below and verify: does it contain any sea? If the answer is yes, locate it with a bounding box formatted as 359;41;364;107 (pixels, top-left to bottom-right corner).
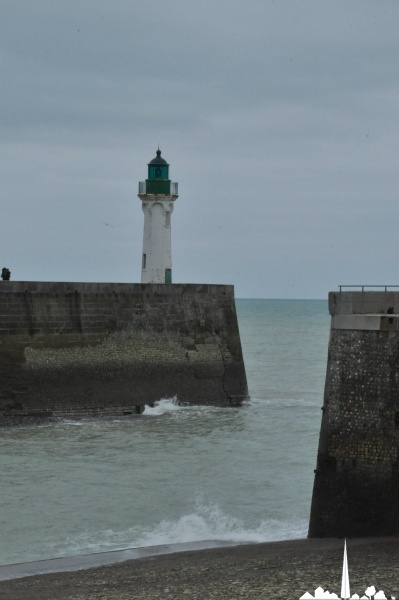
0;299;330;567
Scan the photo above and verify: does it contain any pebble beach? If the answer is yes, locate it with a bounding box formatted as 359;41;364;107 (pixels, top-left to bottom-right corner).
0;537;397;600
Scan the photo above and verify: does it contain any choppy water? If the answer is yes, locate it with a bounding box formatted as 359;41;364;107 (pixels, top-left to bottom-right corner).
0;299;330;566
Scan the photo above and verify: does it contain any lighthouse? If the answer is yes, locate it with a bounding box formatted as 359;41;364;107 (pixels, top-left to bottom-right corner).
138;149;179;284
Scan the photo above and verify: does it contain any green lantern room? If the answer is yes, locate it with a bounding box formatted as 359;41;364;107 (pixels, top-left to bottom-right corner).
138;149;178;196
146;149;170;195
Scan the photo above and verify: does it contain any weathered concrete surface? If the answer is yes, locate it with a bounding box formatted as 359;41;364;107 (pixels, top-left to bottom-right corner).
0;538;397;600
0;282;247;422
309;291;399;538
329;290;399;315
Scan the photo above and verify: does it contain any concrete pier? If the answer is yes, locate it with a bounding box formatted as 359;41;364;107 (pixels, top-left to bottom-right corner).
0;282;248;421
309;289;399;537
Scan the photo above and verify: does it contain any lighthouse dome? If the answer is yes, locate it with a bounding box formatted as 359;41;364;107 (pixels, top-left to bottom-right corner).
148;149;169;166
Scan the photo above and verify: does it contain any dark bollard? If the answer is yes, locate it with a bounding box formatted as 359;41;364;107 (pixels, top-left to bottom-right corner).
1;267;11;281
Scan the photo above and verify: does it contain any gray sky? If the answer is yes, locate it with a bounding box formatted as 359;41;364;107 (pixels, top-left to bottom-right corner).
1;0;398;298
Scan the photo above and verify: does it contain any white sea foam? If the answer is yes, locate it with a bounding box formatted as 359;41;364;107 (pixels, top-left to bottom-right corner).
131;503;307;547
143;396;185;416
143;397;221;417
56;501;307;560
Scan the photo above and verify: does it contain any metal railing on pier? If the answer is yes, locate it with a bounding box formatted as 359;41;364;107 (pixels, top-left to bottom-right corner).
339;285;399;293
337;285;399;315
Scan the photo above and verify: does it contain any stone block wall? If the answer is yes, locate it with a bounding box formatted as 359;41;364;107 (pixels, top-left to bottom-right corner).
0;282;248;422
308;291;399;537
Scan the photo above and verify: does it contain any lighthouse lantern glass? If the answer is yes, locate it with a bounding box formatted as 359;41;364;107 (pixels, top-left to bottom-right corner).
148;164;169;180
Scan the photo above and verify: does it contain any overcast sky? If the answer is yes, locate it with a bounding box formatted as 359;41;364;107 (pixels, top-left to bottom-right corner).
1;1;398;298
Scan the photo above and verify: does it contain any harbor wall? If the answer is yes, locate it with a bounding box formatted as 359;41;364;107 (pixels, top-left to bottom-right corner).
0;282;248;422
308;290;399;537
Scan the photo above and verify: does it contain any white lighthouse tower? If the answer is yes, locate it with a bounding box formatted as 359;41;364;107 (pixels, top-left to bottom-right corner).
138;149;178;284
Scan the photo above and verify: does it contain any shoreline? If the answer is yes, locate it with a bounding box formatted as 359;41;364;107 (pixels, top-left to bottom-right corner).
0;539;242;581
0;537;397;600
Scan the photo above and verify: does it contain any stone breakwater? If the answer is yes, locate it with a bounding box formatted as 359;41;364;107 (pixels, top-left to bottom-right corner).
0;538;397;600
0;282;247;422
309;291;399;538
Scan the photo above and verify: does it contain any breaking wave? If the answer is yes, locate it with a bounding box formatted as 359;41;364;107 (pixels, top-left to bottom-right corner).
55;500;307;560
